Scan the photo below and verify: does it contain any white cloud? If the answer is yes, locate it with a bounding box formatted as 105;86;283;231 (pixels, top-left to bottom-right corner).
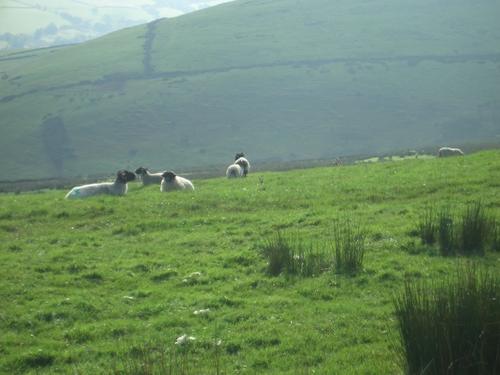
0;0;236;48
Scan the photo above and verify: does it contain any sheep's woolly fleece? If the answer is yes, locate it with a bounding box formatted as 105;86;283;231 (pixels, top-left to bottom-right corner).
65;170;136;199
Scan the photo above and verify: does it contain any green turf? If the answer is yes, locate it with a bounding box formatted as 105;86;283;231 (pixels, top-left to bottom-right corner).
1;149;499;373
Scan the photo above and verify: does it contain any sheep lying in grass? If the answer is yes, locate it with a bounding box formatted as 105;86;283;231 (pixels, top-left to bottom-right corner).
226;156;251;179
65;170;136;199
134;166;163;186
160;171;194;191
439;147;464;157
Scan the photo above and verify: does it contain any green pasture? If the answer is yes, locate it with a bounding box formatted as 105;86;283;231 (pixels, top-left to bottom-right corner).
1;150;499;374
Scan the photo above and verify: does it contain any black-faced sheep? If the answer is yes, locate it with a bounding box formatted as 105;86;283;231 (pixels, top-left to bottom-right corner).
134;166;163;186
65;170;136;199
226;156;250;179
226;163;243;179
439;147;464;157
160;171;194;191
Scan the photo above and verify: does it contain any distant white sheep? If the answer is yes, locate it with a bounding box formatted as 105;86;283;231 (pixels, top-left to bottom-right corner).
160;171;194;191
226;156;250;179
226;163;243;179
439;147;464;157
65;170;136;199
134;166;163;186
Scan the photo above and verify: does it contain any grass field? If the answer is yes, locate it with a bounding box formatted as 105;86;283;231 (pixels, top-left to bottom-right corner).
1;149;499;374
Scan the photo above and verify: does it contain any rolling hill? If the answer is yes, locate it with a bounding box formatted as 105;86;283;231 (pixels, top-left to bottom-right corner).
0;0;499;181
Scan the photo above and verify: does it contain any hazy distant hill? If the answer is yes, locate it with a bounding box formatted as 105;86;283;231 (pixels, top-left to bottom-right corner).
0;0;234;49
0;0;499;181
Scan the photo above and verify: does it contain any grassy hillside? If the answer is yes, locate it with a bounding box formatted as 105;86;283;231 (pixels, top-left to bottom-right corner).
1;150;499;374
0;0;499;181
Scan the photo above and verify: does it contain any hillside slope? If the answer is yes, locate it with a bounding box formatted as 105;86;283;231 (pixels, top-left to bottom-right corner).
0;0;499;181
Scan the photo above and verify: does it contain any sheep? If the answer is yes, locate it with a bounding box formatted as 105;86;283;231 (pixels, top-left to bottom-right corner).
226;163;243;179
233;152;250;175
134;166;163;186
439;147;464;157
160;170;194;191
65;170;136;199
236;156;250;177
226;156;250;179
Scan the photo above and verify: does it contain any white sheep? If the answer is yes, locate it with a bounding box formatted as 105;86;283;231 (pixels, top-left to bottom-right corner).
439;147;464;157
160;171;194;191
226;164;243;179
65;170;136;199
226;155;250;179
134;166;163;186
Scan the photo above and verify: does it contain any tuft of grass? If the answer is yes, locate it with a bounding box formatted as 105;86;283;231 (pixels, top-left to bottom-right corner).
392;264;500;375
331;219;365;273
458;200;494;255
438;205;455;256
416;201;499;256
263;220;365;277
263;230;301;277
263;230;336;278
417;206;436;246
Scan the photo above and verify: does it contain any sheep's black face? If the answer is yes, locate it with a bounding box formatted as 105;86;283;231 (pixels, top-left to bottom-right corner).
161;171;176;182
134;167;147;175
117;170;136;183
235;152;244;161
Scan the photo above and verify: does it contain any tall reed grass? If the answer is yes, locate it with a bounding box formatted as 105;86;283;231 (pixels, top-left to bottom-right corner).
332;220;365;272
263;220;365;277
417;201;499;255
392;264;500;375
263;230;331;277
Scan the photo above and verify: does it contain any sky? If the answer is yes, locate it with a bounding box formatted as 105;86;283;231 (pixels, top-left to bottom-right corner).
0;0;235;49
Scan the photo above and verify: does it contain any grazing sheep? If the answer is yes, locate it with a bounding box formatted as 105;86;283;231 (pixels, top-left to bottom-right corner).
226;157;251;179
134;166;163;186
226;163;244;179
65;170;136;199
439;147;464;157
236;156;250;177
160;171;194;191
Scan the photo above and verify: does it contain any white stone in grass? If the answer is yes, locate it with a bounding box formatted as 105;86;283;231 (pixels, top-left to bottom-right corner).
194;309;210;315
175;334;195;345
